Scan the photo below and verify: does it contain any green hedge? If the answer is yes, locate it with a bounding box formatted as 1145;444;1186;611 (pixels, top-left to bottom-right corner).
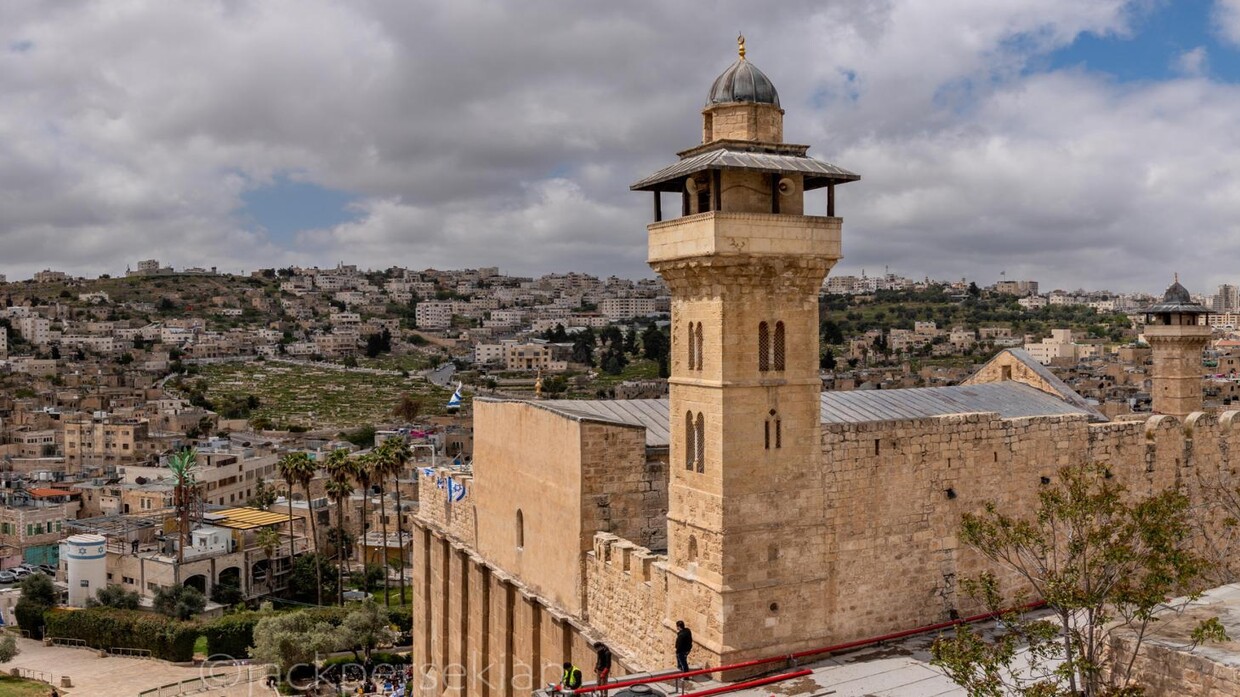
203;610;265;659
43;608;198;661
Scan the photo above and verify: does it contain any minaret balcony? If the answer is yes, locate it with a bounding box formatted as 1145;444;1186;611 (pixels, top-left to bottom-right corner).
647;211;841;265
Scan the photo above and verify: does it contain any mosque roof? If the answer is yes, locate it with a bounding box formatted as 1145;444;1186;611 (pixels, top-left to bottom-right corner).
708;57;780;107
512;380;1098;449
1142;279;1209;315
630;147;859;193
706;35;780;107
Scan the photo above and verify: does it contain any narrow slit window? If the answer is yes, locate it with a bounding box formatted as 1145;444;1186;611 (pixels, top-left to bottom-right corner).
764;420;771;450
695;413;705;473
694;322;704;371
759;322;770;372
775;419;782;449
773;321;786;371
688;322;696;371
516;510;524;549
685;411;695;471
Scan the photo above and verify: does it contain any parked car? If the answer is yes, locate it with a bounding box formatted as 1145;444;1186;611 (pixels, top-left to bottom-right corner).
11;568;30;579
37;564;56;575
0;570;17;584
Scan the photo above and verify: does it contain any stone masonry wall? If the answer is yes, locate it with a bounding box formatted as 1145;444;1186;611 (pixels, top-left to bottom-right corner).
415;405;1240;696
583;534;673;672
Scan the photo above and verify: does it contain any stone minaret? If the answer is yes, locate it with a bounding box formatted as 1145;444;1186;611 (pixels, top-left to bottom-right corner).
631;36;858;667
1142;277;1211;419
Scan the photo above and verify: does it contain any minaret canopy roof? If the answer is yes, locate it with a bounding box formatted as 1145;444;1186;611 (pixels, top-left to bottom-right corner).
1142;279;1209;315
630;145;859;193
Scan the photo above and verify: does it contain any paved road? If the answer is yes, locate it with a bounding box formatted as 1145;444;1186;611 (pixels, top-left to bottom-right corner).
8;638;276;697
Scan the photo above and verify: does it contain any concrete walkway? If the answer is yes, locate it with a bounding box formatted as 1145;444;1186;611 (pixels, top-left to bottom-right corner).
7;638;276;697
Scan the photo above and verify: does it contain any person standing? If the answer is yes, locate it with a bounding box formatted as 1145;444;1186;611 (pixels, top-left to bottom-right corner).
674;621;693;673
594;642;612;685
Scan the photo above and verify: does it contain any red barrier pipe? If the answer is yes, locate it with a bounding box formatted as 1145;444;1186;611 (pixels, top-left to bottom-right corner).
573;600;1045;695
680;669;812;697
788;600;1046;662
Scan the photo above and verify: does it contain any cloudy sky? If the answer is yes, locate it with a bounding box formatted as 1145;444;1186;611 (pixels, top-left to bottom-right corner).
4;0;1240;293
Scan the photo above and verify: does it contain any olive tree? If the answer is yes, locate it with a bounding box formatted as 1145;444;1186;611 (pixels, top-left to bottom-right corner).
250;610;343;676
340;601;397;664
931;463;1225;696
0;635;18;663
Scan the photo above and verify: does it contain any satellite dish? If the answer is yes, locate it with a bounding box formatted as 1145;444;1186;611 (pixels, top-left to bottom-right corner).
685;178;699;195
778;177;795;196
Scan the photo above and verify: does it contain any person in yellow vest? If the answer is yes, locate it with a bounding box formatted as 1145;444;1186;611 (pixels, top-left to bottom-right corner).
558;661;583;693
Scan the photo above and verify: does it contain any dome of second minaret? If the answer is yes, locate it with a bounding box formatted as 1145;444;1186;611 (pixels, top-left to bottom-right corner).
706;36;780;107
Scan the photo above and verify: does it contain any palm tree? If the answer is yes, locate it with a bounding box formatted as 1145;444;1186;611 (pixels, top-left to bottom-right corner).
323;448;355;606
292;452;323;606
276;453;302;562
379;437;412;605
255;526;281;596
352;452;376;596
372;446;396;606
167;448;198;565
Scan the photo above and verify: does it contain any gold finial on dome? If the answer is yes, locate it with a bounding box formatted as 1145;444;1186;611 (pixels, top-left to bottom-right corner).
738;33;746;60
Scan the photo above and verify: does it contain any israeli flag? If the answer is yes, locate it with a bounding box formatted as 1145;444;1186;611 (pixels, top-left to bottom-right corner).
421;467;435;477
447;383;463;410
447;477;466;502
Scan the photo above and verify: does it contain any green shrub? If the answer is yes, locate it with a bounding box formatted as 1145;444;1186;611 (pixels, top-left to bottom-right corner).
203;611;265;659
387;608;412;635
42;608;198;661
14;599;47;639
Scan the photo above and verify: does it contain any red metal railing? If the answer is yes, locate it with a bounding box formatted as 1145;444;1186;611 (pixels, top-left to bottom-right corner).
573;601;1045;695
680;670;812;697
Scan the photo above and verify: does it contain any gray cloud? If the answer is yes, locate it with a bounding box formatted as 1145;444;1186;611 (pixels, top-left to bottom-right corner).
1;0;1238;292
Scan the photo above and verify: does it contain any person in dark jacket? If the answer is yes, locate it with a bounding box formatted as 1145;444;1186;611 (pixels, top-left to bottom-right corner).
594;642;612;685
674;620;693;673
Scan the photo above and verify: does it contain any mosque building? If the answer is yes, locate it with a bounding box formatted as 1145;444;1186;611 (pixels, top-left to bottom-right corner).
409;39;1229;697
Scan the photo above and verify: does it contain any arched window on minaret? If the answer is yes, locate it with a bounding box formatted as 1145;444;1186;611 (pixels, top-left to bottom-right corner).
773;321;786;371
695;412;705;473
688;322;697;371
758;322;770;372
694;322;704;370
766;409;782;450
685;411;695;470
516;509;524;549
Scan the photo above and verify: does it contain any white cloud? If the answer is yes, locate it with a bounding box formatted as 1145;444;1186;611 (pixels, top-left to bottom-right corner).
1172;46;1209;76
1;1;1239;291
1214;0;1240;46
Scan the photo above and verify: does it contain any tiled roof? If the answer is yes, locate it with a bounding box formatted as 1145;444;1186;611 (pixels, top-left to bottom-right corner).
26;488;76;498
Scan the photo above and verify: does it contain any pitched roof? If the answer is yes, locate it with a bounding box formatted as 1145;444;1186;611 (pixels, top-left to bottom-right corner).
968;348;1108;422
507;380;1097;448
817;382;1094;425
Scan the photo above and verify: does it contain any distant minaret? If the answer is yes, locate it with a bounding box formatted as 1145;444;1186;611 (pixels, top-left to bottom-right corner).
1142;276;1211;419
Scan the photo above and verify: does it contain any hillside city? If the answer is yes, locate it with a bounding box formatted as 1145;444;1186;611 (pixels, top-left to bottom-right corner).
1;256;1240;694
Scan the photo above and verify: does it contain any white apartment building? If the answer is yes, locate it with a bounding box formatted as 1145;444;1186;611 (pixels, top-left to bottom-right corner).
416;302;454;330
599;297;666;321
1018;296;1049;310
16;316;51;345
59;334;117;354
473;343;507;365
1023;329;1088;364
